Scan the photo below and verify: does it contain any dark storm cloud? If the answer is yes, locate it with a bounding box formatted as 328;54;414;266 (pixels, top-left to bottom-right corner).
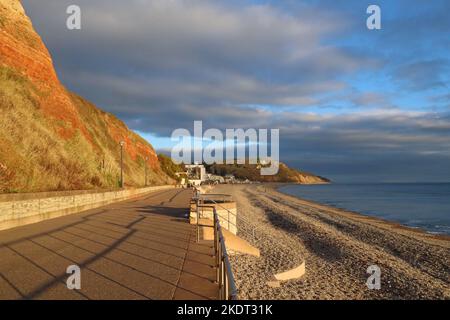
274;110;450;182
22;0;372;118
21;0;450;182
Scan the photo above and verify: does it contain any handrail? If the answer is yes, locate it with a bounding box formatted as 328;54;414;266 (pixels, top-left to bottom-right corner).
197;195;257;240
198;193;234;203
199;193;234;198
197;193;250;223
193;187;238;300
196;204;238;228
214;208;238;300
206;198;254;225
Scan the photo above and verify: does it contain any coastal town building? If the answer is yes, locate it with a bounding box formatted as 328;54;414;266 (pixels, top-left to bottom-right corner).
185;164;207;186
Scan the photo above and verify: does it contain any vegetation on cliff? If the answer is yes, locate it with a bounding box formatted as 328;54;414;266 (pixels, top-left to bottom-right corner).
205;162;329;184
0;66;172;193
157;154;185;182
0;1;171;193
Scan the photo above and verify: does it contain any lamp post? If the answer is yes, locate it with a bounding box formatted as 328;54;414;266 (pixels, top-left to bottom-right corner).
119;141;125;188
145;156;149;187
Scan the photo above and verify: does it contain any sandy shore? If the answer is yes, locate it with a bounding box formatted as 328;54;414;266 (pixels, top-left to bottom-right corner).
212;184;450;300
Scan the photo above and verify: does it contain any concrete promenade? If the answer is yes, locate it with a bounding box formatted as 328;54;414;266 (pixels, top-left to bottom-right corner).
0;188;219;300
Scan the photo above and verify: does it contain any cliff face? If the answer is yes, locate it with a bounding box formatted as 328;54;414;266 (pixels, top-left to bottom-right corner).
277;163;330;184
0;0;171;192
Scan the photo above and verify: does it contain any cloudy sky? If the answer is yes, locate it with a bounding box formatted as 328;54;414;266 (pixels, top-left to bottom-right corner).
22;0;450;182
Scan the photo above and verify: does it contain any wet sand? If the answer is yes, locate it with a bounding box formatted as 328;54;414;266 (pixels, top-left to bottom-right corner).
212;184;450;300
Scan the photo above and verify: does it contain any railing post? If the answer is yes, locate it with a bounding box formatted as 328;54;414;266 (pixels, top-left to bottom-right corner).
217;235;222;286
196;196;200;243
218;240;222;297
221;255;225;299
225;269;229;300
215;210;220;284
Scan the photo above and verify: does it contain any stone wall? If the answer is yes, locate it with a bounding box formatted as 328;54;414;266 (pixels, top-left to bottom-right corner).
0;186;174;231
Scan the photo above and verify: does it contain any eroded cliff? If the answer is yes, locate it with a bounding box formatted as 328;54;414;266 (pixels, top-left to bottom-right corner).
0;0;171;192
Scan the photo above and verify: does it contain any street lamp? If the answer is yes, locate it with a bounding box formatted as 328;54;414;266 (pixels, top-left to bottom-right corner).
119;141;125;188
144;156;149;187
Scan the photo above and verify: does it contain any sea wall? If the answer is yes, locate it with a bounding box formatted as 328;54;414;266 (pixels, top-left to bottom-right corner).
0;185;174;231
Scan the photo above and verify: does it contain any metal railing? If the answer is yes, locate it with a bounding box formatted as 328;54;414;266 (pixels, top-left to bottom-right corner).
197;193;234;203
193;188;238;300
195;190;257;241
213;207;238;300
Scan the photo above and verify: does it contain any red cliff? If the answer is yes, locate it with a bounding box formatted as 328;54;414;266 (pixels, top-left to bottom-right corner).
0;0;171;192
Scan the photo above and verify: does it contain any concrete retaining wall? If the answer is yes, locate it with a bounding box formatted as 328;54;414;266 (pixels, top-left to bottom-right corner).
0;186;175;231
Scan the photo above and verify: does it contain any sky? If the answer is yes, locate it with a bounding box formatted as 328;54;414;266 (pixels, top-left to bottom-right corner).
21;0;450;182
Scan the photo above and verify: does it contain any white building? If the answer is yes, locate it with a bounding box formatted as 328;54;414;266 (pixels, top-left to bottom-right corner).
185;164;206;186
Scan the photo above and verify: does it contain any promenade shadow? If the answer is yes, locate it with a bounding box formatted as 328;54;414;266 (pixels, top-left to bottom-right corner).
0;189;219;300
137;205;188;218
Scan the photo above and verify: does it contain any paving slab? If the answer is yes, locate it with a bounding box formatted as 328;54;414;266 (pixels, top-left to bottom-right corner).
0;189;219;300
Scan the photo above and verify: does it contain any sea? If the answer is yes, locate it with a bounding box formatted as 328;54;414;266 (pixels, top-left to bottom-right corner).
278;183;450;236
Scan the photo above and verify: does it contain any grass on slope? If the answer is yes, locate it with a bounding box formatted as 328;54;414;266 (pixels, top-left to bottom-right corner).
0;66;169;193
205;162;329;183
